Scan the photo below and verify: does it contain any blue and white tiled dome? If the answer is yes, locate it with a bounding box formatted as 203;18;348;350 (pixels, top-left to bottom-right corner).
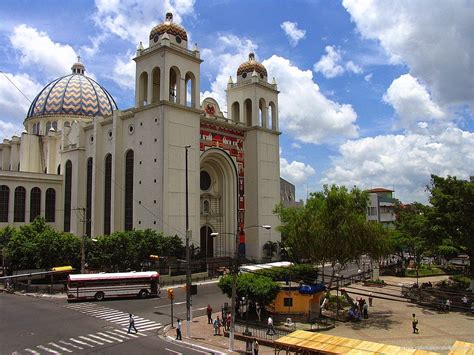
27;61;118;119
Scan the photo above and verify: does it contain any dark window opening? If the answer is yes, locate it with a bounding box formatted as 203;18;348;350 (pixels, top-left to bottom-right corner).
104;154;112;235
45;188;56;222
124;150;134;231
64;160;72;231
283;298;293;307
86;158;93;236
30;187;41;222
14;186;26;222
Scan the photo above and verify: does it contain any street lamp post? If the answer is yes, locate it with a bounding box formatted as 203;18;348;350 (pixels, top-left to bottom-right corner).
184;145;192;338
214;224;271;351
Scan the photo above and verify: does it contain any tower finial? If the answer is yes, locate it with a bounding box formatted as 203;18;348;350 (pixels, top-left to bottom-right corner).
165;12;173;22
249;53;255;61
77;55;81;63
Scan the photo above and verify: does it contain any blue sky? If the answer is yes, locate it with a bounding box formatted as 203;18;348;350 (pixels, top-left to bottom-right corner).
1;0;473;203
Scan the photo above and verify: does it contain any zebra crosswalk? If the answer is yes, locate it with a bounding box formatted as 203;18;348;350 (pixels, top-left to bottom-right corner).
64;303;163;332
15;329;146;354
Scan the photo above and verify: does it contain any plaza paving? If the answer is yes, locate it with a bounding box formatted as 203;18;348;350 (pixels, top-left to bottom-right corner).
167;275;474;354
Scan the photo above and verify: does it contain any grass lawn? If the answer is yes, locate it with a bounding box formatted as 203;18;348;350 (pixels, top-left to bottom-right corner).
405;265;446;277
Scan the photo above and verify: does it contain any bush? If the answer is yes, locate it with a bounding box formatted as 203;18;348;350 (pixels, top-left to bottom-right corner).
365;279;385;285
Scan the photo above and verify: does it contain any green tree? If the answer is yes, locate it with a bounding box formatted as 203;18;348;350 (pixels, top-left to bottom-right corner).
218;273;280;318
276;185;390;284
428;175;474;288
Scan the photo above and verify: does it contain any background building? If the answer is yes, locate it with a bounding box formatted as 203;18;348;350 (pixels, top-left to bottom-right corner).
0;13;281;261
366;187;396;227
280;178;303;208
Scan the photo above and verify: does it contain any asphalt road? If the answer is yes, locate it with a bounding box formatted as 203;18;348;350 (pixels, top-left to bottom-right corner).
0;281;228;354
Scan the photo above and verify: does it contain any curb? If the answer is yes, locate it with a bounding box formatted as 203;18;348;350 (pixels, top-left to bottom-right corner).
162;324;228;354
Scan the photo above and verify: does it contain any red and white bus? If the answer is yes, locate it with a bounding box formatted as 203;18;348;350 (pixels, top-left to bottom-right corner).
67;271;159;302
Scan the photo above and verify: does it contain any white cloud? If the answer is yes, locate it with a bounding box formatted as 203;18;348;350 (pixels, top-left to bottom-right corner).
0;72;43;124
321;127;474;203
342;0;474;108
109;52;136;90
0;120;23;138
345;60;362;74
200;35;256;111
383;74;446;129
264;55;359;143
314;46;362;78
314;46;344;78
364;73;372;82
10;25;77;79
280;156;316;185
92;0;195;45
280;21;306;46
291;142;302;149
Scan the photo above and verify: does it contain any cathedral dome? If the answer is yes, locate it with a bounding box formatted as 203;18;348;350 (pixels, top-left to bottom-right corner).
26;61;117;119
237;53;267;79
149;12;188;43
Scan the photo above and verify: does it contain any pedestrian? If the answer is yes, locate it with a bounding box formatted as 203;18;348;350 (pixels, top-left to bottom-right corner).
213;316;221;335
412;313;419;334
358;298;364;314
128;314;138;334
363;302;369;319
207;304;213;324
461;295;468;306
253;339;259;355
176;318;182;340
368;293;373;307
267;315;275;335
226;312;231;331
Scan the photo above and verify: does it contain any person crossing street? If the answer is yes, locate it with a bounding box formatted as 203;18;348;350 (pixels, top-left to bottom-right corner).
128;314;138;334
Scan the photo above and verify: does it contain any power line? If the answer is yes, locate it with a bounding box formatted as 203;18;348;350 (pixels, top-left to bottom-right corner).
0;70;32;103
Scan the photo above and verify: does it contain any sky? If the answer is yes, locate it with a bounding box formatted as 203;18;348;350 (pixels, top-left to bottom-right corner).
0;0;473;203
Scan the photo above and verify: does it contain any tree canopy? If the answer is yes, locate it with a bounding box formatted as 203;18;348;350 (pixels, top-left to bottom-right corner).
218;272;280;308
275;185;391;275
428;174;474;287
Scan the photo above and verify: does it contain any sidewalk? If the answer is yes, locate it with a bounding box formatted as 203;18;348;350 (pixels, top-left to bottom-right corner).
165;313;275;354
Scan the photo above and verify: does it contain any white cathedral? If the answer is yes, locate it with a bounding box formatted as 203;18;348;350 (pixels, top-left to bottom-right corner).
0;13;281;261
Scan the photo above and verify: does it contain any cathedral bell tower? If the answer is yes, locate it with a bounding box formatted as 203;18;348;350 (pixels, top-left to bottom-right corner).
226;53;281;261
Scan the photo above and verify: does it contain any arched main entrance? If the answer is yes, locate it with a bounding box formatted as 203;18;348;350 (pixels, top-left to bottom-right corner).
200;148;238;258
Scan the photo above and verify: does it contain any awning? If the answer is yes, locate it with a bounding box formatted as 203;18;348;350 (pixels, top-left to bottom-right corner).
274;330;439;354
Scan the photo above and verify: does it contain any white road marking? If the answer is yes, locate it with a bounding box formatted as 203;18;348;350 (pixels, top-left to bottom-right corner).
48;342;73;352
69;338;95;348
97;332;123;342
78;335;104;345
87;333;114;343
59;340;83;350
105;330;134;340
165;348;183;354
114;329;138;338
36;345;60;354
23;349;40;354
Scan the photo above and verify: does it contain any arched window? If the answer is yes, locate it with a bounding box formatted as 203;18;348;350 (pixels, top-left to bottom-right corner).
185;72;195;107
124;150;134;231
57;164;61;175
45;188;56;222
203;199;210;214
104;154;112;235
64;121;71;128
244;99;252;126
0;185;9;222
269;101;277;130
169;67;180;103
231;102;240;123
46;121;52;132
52;121;58;131
152;67;161;103
86;158;93;236
259;98;266;127
30;187;41;222
139;71;148;106
64;160;72;232
14;186;26;222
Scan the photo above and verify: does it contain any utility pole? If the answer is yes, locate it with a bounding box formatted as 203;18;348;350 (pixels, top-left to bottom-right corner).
80;207;87;274
185;145;192;338
229;228;239;351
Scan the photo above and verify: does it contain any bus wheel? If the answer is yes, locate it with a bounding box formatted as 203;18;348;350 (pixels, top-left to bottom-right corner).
94;292;105;301
138;289;149;299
